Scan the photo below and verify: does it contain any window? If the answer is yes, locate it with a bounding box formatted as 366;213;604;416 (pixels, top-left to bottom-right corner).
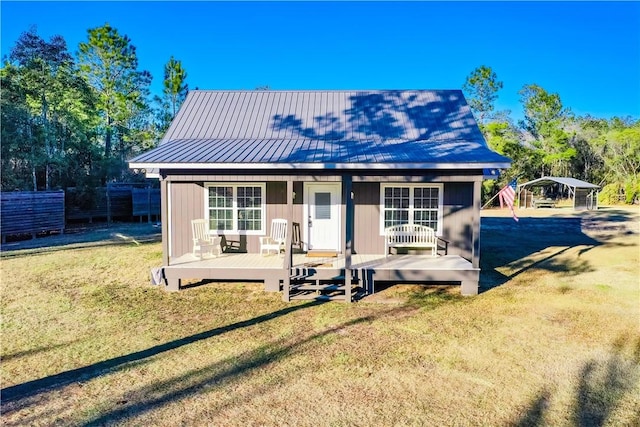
380;184;443;234
205;183;265;234
315;192;332;219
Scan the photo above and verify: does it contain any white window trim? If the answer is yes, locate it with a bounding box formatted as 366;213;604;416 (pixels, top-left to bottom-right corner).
204;183;266;235
379;183;444;236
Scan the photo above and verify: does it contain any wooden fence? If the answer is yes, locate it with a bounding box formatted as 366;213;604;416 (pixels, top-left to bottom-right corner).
1;185;160;243
1;191;65;243
132;187;161;222
66;186;130;222
66;185;160;223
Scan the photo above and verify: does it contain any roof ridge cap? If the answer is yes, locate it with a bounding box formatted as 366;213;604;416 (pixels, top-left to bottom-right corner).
188;89;461;93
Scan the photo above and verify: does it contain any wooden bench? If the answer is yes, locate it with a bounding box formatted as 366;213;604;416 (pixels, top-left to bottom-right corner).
533;198;557;208
384;224;438;257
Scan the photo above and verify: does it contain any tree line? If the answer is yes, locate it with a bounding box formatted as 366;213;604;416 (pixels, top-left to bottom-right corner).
1;25;188;192
463;66;639;204
2;26;638;205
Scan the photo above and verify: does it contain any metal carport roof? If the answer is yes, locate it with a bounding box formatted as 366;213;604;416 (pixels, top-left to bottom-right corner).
517;176;600;210
517;176;600;189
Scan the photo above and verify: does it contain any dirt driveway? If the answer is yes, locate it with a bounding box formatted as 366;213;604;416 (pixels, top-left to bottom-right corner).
0;222;162;256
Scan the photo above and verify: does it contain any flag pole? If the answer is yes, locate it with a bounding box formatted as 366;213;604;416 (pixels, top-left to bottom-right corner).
482;175;522;210
481;191;501;210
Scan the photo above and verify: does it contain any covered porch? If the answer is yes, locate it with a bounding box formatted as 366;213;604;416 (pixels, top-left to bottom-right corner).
162;251;479;301
154;173;484;302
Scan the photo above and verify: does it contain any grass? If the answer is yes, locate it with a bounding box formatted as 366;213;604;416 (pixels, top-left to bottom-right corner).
1;207;639;426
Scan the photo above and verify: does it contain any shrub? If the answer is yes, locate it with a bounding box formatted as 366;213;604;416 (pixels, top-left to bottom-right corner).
599;177;640;205
598;183;622;205
623;174;640;204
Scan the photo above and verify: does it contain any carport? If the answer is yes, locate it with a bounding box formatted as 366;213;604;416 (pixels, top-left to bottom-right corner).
518;176;600;210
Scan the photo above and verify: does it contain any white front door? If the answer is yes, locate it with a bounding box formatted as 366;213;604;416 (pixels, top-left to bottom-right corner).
304;183;341;251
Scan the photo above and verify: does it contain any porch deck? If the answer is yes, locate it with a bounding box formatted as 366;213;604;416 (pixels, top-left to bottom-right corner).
163;252;479;297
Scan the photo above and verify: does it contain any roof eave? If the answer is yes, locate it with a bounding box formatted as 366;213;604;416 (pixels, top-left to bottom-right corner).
129;161;512;171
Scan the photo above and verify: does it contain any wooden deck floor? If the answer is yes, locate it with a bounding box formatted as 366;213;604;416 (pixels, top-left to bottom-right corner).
169;252;474;271
164;252;479;297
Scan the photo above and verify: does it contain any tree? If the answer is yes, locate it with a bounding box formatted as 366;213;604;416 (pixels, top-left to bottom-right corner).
462;65;503;124
564;116;607;184
163;56;188;118
9;28;72;190
519;84;565;139
481;119;541;206
78;23;152;180
519;84;575;176
155;56;188;133
1;62;37;190
596;121;640;203
2;28;98;191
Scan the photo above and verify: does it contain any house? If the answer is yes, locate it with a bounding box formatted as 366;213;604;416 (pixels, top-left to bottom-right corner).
129;90;511;301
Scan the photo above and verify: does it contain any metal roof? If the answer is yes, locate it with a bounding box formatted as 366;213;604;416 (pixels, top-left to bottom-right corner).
518;177;600;189
130;90;511;170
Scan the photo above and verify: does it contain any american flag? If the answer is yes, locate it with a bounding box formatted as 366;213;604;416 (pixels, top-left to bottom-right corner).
498;179;519;222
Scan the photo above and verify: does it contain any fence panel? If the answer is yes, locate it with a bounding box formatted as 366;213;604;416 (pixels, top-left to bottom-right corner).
66;186;134;223
1;191;65;242
132;188;161;220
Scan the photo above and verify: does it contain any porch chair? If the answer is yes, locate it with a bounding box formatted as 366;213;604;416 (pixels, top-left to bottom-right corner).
260;218;288;256
191;219;222;259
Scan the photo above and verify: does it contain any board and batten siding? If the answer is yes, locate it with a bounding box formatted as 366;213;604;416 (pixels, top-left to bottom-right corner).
167;177;476;261
170;182;205;258
442;182;474;261
351;182;475;260
352;182;381;254
169;181;303;259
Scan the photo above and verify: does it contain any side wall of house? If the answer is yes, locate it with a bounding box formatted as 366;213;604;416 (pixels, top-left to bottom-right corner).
441;182;475;260
169;181;204;259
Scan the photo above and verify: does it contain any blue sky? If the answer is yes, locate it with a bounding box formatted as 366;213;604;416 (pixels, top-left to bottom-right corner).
2;1;639;121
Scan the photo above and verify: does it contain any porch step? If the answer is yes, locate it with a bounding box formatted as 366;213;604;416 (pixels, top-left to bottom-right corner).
290;268;344;281
290;273;346;282
291;283;346;291
286;271;355;302
288;284;349;301
290;293;348;301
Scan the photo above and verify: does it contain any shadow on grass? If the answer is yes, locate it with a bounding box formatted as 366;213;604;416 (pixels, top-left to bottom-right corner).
370;283;464;308
513;389;552;427
78;311;388;426
512;336;640;427
1;341;78;363
0;300;325;404
479;216;609;291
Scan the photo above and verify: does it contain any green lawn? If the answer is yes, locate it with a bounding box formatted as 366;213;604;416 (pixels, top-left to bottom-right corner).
1;207;639;426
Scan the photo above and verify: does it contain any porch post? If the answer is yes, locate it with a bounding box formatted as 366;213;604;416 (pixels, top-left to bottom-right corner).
342;175;353;269
282;179;294;301
342;174;353;302
472;179;481;269
160;177;170;266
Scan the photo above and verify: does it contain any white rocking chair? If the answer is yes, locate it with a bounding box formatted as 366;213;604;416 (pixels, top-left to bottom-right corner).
260;218;287;256
191;219;222;259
